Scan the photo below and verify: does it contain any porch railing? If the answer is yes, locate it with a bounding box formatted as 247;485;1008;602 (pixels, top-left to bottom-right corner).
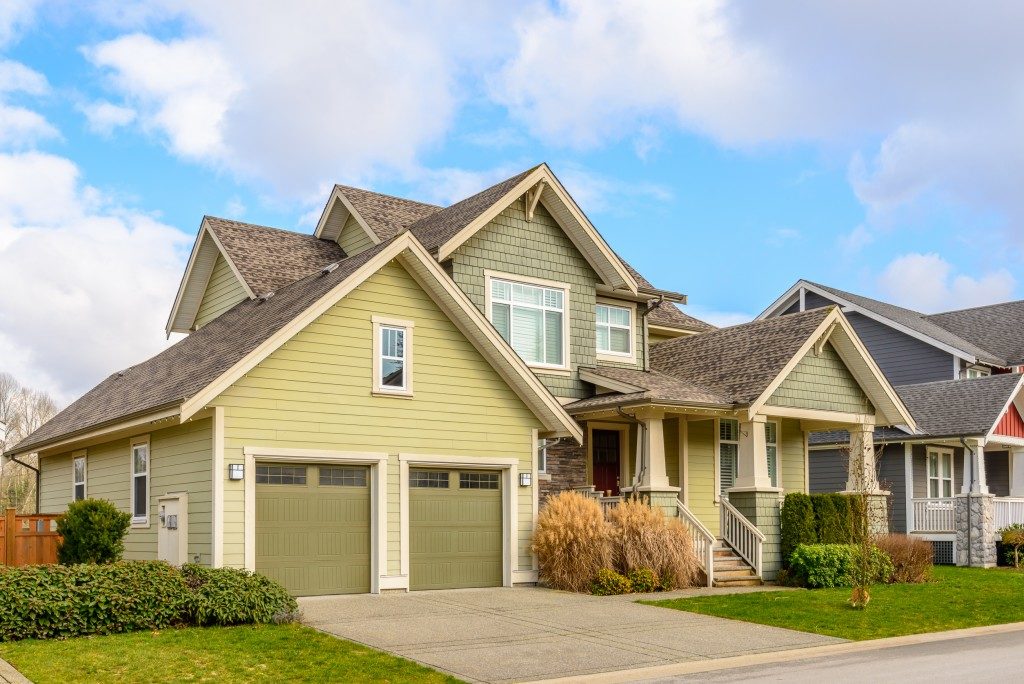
995;497;1024;530
719;498;764;578
676;501;714;587
598;496;623;515
912;498;954;533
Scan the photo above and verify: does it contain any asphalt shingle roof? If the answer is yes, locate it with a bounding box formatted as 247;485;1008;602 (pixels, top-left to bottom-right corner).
335;185;441;241
568;366;732;412
925;301;1024;367
647;301;715;333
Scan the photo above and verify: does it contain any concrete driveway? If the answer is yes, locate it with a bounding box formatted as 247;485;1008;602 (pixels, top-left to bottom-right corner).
299;587;841;683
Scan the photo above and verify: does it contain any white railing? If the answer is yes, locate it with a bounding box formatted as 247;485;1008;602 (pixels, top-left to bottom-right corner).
677;501;715;587
719;498;765;578
598;496;623;515
995;497;1024;530
912;498;955;532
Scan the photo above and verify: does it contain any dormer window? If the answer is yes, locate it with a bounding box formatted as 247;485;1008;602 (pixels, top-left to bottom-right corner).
965;366;990;379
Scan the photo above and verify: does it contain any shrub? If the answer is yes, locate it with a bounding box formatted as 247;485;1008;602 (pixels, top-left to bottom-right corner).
627;567;659;593
874;534;933;583
590;569;632;595
780;493;817;567
829;494;854;543
532;491;611;592
813;496;846;544
1000;524;1024;568
0;561;298;641
789;544;894;588
56;499;132;565
606;499;701;590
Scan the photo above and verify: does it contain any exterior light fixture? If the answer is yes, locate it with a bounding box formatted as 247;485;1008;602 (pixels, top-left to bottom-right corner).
519;472;532;487
228;464;245;481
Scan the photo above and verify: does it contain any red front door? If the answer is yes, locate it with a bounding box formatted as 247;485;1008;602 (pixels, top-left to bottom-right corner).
592;429;621;496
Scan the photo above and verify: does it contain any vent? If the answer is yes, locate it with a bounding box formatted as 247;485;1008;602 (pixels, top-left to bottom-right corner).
932;540;954;565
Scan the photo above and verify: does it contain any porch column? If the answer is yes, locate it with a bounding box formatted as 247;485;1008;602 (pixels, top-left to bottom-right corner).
1011;448;1024;497
734;415;772;490
961;439;989;495
845;423;881;493
632;408;678;518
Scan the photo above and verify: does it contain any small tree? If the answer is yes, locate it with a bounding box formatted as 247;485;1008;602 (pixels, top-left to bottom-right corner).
845;444;889;609
57;499;132;565
1001;524;1024;568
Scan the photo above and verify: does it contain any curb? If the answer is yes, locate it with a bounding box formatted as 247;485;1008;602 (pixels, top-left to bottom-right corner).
527;620;1024;684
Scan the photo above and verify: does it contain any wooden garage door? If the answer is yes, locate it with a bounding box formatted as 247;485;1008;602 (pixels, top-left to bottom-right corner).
255;464;370;596
409;469;503;590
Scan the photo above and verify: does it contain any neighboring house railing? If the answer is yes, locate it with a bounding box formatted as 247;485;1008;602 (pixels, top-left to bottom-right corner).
0;508;60;566
994;497;1024;530
719;498;765;578
912;498;955;533
676;501;714;587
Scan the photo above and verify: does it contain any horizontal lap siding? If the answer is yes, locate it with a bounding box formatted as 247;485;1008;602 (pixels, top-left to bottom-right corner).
214;262;542;575
195;255;247;329
38;419;213;564
779;419;805;494
845;312;955;385
809;449;847;493
338;214;374;257
877;444;906;533
986;451;1010;497
687;419;718;535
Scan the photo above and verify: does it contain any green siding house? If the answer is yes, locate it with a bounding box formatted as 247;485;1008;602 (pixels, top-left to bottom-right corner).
7;163;915;593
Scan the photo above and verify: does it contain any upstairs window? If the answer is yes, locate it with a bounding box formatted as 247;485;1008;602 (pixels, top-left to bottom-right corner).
596;304;632;357
72;453;87;502
372;317;414;396
490;278;566;368
131;438;150;524
965;366;990;379
719;419;739;495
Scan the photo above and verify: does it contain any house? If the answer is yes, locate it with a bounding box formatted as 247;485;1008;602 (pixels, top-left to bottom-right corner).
6;165;913;593
760;281;1024;565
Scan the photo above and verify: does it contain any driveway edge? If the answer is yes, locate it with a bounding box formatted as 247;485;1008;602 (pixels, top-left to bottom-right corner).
528;620;1024;684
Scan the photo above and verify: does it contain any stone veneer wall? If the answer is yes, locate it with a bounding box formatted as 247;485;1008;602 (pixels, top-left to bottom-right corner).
955;493;997;567
540;439;587;502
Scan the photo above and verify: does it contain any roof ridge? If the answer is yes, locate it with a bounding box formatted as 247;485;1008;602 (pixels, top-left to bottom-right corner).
334;184;443;210
926;298;1024;317
205;215;312;238
896;373;1022;389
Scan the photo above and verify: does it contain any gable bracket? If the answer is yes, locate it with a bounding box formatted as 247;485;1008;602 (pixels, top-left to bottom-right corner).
814;322;837;356
525;180;547;222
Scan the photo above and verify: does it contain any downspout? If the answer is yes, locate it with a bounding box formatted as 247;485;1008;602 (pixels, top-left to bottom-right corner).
960;437;974;567
641;297;665;372
617;407;646;491
8;454;40;514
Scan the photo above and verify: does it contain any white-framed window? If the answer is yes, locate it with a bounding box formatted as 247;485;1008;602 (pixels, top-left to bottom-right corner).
72;451;87;502
966;366;990;379
765;421;778;488
718;419;739;496
928;448;953;498
130;437;150;525
596;303;633;358
538;439;549;473
488;276;567;368
372;316;414;396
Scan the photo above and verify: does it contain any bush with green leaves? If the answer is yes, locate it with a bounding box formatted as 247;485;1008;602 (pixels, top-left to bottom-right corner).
0;561;298;641
1000;524;1024;568
788;544;894;588
590;568;632;595
812;496;845;543
829;494;854;542
780;493;817;567
56;498;132;565
627;567;659;593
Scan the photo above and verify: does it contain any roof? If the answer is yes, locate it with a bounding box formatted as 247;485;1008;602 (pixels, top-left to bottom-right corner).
925;300;1024;367
205;217;345;295
569;366;732;412
334;185;441;241
895;374;1023;439
808;426;911;447
647;301;714;333
650;308;832;404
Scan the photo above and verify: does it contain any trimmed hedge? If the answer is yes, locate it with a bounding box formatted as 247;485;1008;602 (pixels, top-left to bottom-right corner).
0;561;298;641
789;544;894;588
779;493;816;567
782;493;864;565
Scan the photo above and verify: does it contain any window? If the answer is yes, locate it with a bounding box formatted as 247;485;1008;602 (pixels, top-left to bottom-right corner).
410;470;449;488
719;419;739;496
596;304;632;356
765;422;778;488
372;317;414;395
131;440;149;523
72;453;87;502
459;472;500;490
255;465;307;485
928;449;953;498
319;467;367;487
966;366;990;379
538;439;549;473
490;277;566;367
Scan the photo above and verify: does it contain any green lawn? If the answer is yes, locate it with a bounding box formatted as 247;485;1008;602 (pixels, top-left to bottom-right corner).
645;566;1024;641
0;624;460;684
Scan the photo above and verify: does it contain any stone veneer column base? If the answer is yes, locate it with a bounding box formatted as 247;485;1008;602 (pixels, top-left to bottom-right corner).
955;493;997;568
726;490;781;581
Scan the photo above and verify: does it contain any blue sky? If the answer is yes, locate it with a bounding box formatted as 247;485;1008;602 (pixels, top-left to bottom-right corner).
1;1;1022;402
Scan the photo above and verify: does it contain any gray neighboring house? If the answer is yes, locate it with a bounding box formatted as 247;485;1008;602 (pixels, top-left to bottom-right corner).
760;281;1024;564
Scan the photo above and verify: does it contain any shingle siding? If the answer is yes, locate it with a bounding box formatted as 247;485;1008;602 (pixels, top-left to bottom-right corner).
767;342;873;414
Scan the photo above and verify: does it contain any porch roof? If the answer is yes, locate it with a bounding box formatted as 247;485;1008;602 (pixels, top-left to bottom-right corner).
567;366;733;413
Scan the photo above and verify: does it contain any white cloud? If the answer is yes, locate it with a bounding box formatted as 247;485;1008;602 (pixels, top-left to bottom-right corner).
876;253;1016;313
0;152;190;403
839;225;874;254
554;163;672;215
0;0;37;48
0;60;47;95
0;104;58;148
685;305;752;329
79;100;137;136
223;196;246;218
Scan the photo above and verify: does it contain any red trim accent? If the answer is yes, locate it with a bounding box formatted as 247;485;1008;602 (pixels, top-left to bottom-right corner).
995;402;1024;439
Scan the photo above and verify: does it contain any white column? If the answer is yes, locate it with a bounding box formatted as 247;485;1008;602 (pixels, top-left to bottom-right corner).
734;415;773;490
634;408;671;490
1012;448;1024;497
845;423;880;493
904;442;914;533
962;439;989;495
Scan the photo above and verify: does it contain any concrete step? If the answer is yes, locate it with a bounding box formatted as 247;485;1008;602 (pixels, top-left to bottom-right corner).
713;568;758;580
713;559;748;570
714;577;764;588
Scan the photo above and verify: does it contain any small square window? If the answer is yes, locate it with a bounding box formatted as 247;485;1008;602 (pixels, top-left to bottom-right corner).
459;472;500;490
319;467;367;487
410;470;449;488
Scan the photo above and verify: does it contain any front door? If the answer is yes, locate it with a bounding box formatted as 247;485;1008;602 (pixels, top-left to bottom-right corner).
592;429;621;495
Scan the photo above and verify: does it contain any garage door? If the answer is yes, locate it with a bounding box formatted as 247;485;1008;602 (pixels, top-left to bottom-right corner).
255;463;370;596
409;468;503;590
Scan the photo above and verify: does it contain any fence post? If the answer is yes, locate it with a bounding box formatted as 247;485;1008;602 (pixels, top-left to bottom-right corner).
4;507;15;566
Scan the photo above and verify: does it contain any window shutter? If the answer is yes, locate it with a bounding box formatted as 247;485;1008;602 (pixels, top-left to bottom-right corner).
767;445;778;488
720;443;737;494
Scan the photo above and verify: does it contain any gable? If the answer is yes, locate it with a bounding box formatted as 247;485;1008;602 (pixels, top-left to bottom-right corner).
995;402;1024;439
338;214;376;257
211;260;543;449
767;342;874;415
195;254;248;329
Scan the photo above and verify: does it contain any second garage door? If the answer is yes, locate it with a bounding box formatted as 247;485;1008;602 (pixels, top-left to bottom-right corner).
255;463;371;596
409;468;503;590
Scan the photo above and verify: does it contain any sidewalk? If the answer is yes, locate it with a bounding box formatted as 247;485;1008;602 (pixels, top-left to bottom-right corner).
0;657;29;684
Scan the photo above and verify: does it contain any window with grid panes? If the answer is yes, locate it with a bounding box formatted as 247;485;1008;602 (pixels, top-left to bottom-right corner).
490;278;565;366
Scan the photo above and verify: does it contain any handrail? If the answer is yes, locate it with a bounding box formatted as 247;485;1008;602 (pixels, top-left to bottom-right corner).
677;501;715;587
719;497;765;578
994;497;1024;530
911;497;955;533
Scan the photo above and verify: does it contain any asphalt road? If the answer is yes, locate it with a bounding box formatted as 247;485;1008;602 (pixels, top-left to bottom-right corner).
645;629;1024;683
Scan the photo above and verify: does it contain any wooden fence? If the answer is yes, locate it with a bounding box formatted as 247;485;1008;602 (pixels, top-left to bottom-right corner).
0;508;61;566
